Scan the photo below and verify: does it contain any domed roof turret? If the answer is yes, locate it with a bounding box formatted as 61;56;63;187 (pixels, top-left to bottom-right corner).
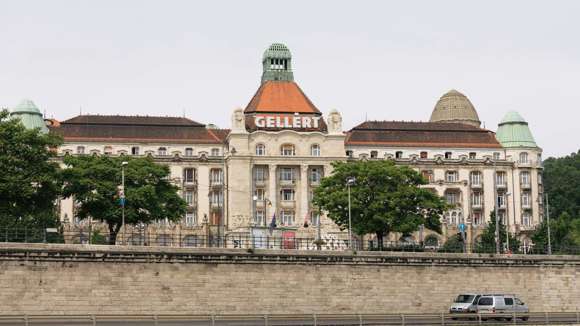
261;43;294;83
10;99;49;133
429;89;481;127
496;110;538;148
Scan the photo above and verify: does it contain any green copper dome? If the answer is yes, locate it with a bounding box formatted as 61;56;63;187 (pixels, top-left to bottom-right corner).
11;99;49;133
261;43;294;83
496;110;537;148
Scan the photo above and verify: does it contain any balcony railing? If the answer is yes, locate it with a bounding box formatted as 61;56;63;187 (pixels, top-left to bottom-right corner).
279;200;296;208
279;179;296;186
521;183;531;189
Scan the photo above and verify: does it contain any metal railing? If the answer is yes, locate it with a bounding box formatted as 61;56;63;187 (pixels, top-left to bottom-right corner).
2;227;580;255
0;312;579;325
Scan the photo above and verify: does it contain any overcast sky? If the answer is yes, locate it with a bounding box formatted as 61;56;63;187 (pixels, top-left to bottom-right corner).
1;0;579;157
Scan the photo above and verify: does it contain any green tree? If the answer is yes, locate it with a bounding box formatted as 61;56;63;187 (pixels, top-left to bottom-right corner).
532;212;580;253
476;211;520;253
0;109;62;229
543;150;580;219
439;233;464;253
61;155;186;244
313;160;448;249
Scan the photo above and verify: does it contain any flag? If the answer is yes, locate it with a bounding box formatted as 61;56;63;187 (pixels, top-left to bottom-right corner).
268;213;277;234
303;211;310;228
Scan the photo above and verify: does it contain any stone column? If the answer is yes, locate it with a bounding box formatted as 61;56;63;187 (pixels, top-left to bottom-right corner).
268;165;277;220
299;164;309;227
197;164;210;222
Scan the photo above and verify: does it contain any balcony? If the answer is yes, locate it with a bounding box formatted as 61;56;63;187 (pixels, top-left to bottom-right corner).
279;200;296;209
470;182;483;189
310;179;321;186
183;180;197;188
210;202;222;210
210;180;223;187
522;202;532;209
279;179;296;186
254;179;267;187
496;182;507;190
520;183;531;190
471;203;483;210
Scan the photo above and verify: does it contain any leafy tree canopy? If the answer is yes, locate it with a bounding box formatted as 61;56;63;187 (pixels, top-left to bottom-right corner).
0;109;62;228
61;155;186;243
313;160;448;247
543;150;580;219
476;211;520;253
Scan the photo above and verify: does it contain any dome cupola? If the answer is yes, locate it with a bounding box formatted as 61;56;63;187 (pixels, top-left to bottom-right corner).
429;89;481;127
496;111;538;148
10;99;49;133
261;43;293;84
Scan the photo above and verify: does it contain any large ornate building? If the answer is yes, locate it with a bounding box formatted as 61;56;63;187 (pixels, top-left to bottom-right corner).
9;43;544;248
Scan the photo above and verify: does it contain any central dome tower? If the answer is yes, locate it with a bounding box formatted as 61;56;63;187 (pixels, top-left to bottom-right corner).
261;43;293;84
429;89;481;127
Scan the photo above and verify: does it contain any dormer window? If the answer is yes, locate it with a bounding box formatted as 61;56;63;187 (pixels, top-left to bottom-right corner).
158;147;167;156
445;152;452;159
469;152;477;159
395;151;403;159
420;151;428;159
77;146;85;155
185;148;193;157
104;146;113;155
131;146;140;156
370;151;378;159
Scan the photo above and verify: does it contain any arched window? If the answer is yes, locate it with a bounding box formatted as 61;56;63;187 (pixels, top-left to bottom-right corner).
519;152;529;163
311;144;321;156
280;144;295;156
158;147;167;156
256;144;266;156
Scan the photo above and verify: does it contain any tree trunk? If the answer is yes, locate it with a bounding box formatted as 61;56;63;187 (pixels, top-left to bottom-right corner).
376;231;384;251
108;223;121;245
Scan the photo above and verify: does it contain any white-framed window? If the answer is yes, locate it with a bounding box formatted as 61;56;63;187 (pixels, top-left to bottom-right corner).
493;152;501;160
254;188;265;200
311;144;321;157
521;192;531;207
158;147;167;156
281;144;295;156
537;153;542;164
496;171;507;186
254;210;265;225
184;191;195;206
210;169;223;185
469;152;477;159
444;152;452;159
471;192;482;206
497;193;506;208
211;148;220;156
280;189;295;201
473;212;482;226
256;144;266;156
520;171;530;186
310;211;320;226
445;191;459;205
445;171;458;182
310;168;322;183
522;212;531;226
370;150;378;159
280;210;295;226
210;191;223;206
519;152;529;163
470;171;482;186
185;148;193;157
185;212;197;226
254;166;267;182
183;168;195;183
104;146;113;155
77;146;85;155
131;146;139;155
280;168;295;181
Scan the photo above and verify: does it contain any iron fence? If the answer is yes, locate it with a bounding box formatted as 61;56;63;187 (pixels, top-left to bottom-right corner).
1;226;580;255
0;312;579;325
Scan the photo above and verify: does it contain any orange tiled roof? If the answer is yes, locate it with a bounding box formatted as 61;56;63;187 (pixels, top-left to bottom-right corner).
244;81;321;114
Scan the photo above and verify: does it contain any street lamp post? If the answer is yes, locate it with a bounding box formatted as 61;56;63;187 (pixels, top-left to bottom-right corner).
346;177;356;250
546;193;552;255
505;192;512;252
121;161;128;245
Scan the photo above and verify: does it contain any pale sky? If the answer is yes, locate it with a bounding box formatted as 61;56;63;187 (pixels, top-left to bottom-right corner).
1;0;579;157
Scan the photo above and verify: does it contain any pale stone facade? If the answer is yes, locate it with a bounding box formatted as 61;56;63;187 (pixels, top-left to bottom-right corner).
29;43;544;247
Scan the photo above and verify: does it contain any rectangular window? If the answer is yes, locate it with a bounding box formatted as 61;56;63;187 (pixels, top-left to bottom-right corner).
281;210;295;226
281;145;295;156
185;212;196;226
445;171;458;182
254;166;267;182
183;168;195;183
445;192;459;205
185;148;193;157
522;192;531;207
254;188;265;200
254;210;265;225
471;192;482;206
473;212;482;226
497;194;506;208
420;151;428;159
131;146;139;155
210;191;223;206
158;147;167;156
370;151;378;159
493;152;501;160
77;146;85;155
211;148;220;156
470;172;482;186
395;151;403;159
310;168;322;183
469;152;477;159
184;191;194;206
280;168;295;181
504;298;514;306
281;189;295;201
421;170;433;182
520;171;530;186
210;169;223;185
445;152;452;159
496;172;506;186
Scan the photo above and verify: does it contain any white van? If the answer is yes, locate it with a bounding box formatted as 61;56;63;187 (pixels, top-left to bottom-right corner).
476;294;529;321
449;293;481;314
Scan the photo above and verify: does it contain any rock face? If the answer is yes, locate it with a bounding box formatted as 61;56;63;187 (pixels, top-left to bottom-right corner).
0;244;578;315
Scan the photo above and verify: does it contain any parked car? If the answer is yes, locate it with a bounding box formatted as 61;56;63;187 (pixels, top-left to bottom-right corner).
449;293;481;315
476;294;529;321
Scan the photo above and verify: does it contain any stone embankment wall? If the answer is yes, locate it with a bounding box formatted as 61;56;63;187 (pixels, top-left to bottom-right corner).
0;243;578;315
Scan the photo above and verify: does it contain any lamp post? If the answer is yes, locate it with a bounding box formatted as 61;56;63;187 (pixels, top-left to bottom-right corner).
346;177;356;250
505;192;512;253
121;161;128;245
546;193;552;255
